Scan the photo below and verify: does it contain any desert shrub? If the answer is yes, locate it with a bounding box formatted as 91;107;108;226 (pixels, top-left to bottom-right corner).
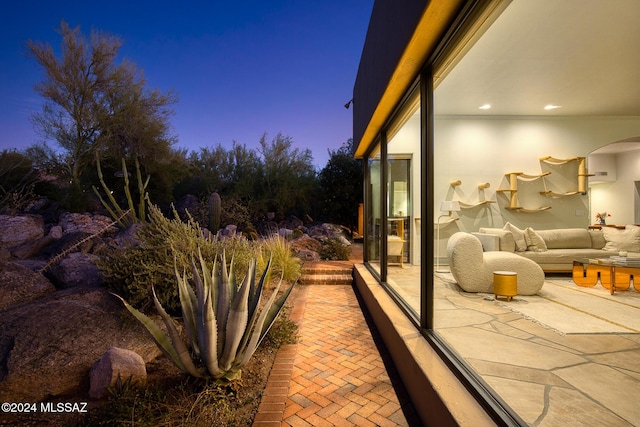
257;234;302;287
319;238;352;261
99;203;258;314
0;149;39;214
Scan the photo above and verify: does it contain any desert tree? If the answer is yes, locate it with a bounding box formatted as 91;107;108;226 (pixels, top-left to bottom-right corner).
257;132;316;219
27;21;178;208
317;138;363;230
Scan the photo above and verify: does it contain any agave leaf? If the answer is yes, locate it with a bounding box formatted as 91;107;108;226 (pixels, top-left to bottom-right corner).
249;255;272;318
189;253;224;377
151;287;205;378
112;293;202;377
260;281;295;340
200;275;224;377
219;259;254;370
236;275;293;368
209;255;219;310
216;252;230;356
228;253;237;299
176;264;199;355
191;258;209;364
234;257;272;363
197;247;211;287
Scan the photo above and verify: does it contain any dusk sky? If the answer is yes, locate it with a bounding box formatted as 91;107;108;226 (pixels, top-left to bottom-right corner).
0;1;373;168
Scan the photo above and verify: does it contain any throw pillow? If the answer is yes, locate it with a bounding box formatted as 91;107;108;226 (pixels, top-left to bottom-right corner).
602;227;640;252
478;228;516;252
503;222;527;251
524;227;547;252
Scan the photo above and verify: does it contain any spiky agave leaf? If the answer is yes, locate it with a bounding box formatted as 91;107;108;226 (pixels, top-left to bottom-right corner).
219;259;254;370
258;280;295;343
150;287;205;378
191;257;224;377
112;292;203;378
236;274;294;368
248;255;272;319
233;257;272;364
216;251;231;357
175;264;199;356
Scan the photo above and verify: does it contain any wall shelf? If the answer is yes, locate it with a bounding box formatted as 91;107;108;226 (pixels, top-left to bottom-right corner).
540;190;580;197
497;156;592;211
457;200;496;208
540;156;579;165
434;217;459;227
448;179;496;209
540;156;593;193
506;206;552;213
497;172;551;212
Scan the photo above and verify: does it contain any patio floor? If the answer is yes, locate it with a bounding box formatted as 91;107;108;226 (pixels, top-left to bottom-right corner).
252;245;421;427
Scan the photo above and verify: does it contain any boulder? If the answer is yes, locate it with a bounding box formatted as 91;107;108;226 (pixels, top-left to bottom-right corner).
0;215;45;248
296;249;321;262
39;231;98;258
89;347;147;399
58;212;118;237
46;252;103;289
48;225;63;239
290;235;323;261
24;197;64;225
279;215;304;230
291;234;323;253
0;247;11;263
0;262;56;311
0;288;161;402
279;228;294;238
219;224;238;238
308;223;352;246
10;235;55;260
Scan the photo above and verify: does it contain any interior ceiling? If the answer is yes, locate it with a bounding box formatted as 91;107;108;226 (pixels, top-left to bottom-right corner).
435;0;640;121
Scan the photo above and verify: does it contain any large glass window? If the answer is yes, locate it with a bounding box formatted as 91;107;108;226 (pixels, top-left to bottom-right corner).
430;1;640;424
385;89;421;316
365;143;381;275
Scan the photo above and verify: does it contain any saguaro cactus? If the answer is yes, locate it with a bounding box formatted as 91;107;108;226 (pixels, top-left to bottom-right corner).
208;192;221;233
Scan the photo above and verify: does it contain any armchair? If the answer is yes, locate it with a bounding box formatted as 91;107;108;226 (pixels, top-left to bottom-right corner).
446;232;544;295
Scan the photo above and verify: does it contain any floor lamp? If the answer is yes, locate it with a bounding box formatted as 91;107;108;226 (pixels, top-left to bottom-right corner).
436;200;460;273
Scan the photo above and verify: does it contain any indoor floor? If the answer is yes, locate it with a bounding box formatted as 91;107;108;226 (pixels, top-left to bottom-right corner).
386;266;640;426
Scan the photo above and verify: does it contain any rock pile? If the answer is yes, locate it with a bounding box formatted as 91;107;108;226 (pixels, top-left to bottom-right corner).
0;201;353;404
0;209;159;403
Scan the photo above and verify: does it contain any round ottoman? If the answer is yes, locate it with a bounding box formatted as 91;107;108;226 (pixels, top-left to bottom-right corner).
493;271;517;301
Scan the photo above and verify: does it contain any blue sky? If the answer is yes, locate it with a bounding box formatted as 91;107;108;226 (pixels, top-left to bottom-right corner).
0;1;373;168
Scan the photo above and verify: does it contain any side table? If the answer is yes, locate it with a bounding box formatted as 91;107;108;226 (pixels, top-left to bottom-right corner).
494;271;517;301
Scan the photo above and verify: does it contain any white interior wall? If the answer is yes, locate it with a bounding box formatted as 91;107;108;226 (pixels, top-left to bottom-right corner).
590;149;640;225
433;115;640;259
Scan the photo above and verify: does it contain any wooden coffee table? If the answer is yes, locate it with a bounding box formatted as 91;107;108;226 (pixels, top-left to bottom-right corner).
572;257;640;295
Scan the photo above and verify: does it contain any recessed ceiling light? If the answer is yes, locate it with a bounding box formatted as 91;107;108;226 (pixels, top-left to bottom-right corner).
479;104;491;110
544;104;562;110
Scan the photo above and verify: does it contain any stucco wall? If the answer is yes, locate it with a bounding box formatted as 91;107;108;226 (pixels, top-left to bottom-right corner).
434;115;640;233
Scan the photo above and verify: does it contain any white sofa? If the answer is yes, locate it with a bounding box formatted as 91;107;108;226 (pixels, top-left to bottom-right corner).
446;232;545;295
475;223;640;272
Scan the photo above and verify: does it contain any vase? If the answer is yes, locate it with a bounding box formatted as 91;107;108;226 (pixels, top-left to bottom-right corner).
599;219;606;225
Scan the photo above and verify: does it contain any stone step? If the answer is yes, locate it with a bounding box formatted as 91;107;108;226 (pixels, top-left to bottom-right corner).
299;264;354;285
302;266;353;275
299;273;353;285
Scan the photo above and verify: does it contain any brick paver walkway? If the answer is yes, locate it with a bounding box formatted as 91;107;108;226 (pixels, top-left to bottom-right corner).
253;284;418;426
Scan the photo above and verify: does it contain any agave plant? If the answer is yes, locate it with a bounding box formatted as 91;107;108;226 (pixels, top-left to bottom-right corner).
114;249;294;381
